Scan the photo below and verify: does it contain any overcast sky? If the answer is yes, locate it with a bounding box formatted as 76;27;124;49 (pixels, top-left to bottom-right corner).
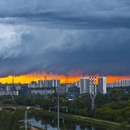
0;0;130;76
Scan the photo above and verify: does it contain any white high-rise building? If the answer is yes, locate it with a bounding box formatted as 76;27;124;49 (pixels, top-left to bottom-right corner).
121;80;130;87
43;79;60;87
43;80;52;87
114;81;121;87
52;79;60;87
98;77;107;94
89;77;97;95
79;78;87;94
38;80;43;87
107;82;114;88
86;78;90;94
79;77;97;95
74;81;80;88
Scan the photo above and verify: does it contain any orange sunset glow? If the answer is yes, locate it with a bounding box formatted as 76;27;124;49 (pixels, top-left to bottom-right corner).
0;73;81;84
0;72;130;84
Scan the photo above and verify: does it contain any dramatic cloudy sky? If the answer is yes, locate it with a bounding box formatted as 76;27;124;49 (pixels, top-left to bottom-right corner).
0;0;130;76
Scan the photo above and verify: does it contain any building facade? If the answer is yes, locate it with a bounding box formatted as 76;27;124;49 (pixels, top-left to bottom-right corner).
98;77;107;94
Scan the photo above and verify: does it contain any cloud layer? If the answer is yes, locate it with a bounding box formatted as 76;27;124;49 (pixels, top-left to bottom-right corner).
0;0;130;76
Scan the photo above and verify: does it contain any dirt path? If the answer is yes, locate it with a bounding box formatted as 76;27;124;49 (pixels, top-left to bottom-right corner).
30;126;40;130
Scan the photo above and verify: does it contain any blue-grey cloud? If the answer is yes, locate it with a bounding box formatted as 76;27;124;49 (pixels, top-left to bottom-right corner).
0;0;130;29
0;0;130;76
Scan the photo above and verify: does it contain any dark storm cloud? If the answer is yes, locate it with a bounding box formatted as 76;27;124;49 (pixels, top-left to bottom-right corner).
0;0;130;29
0;0;130;76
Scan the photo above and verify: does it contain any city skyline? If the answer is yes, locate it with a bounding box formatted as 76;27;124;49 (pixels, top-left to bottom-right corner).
0;73;130;84
0;1;130;81
0;1;130;128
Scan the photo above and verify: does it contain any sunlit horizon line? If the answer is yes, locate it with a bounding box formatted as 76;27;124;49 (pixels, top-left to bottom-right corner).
0;73;130;84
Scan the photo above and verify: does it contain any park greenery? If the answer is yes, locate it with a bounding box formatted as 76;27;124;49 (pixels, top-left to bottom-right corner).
0;109;24;130
0;90;130;129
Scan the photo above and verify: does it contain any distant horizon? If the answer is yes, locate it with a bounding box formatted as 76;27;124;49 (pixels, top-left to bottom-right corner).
0;72;130;84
